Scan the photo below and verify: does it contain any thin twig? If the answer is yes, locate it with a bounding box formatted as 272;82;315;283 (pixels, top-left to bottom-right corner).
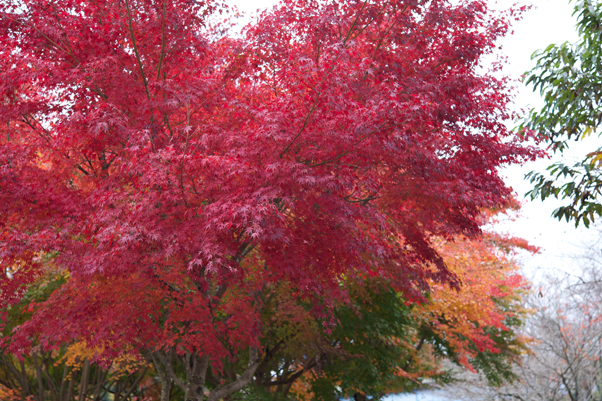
156;0;167;80
124;0;151;100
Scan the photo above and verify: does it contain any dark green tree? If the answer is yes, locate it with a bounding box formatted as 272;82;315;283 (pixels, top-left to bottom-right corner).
524;0;602;226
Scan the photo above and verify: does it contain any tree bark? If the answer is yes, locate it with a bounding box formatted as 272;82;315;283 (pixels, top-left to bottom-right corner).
184;354;210;401
77;358;90;401
151;350;178;401
66;371;74;401
32;354;45;401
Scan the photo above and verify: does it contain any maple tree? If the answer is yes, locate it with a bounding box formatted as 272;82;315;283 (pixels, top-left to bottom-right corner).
0;0;539;399
443;233;602;401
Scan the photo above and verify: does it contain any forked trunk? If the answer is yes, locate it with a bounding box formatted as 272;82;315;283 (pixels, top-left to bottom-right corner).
184;354;210;401
152;348;260;401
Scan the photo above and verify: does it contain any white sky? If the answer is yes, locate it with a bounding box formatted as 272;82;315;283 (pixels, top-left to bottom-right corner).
229;0;592;283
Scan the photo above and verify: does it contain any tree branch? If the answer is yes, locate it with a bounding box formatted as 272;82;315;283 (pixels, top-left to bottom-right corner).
261;359;317;387
156;0;167;80
153;350;186;392
119;367;148;401
206;348;260;401
279;93;321;158
124;0;151;100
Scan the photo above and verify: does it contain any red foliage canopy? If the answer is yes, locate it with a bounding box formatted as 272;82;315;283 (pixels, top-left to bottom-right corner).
0;0;538;360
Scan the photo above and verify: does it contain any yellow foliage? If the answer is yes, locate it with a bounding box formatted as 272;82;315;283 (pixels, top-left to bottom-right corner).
57;341;150;378
289;374;313;401
110;351;152;378
58;341;102;370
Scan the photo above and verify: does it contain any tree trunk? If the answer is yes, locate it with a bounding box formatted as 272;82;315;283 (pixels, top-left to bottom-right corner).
77;358;90;401
58;364;68;401
151;350;180;401
152;347;260;401
184;354;210;401
160;380;172;401
20;358;30;397
66;371;74;401
32;354;45;401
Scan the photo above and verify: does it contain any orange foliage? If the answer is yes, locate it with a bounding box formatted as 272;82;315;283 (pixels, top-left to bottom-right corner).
416;231;533;370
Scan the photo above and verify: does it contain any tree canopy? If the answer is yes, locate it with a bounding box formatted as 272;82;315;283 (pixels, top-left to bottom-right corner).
0;0;539;399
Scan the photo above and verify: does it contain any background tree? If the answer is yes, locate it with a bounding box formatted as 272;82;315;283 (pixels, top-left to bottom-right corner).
442;229;602;401
0;0;539;399
524;0;602;226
